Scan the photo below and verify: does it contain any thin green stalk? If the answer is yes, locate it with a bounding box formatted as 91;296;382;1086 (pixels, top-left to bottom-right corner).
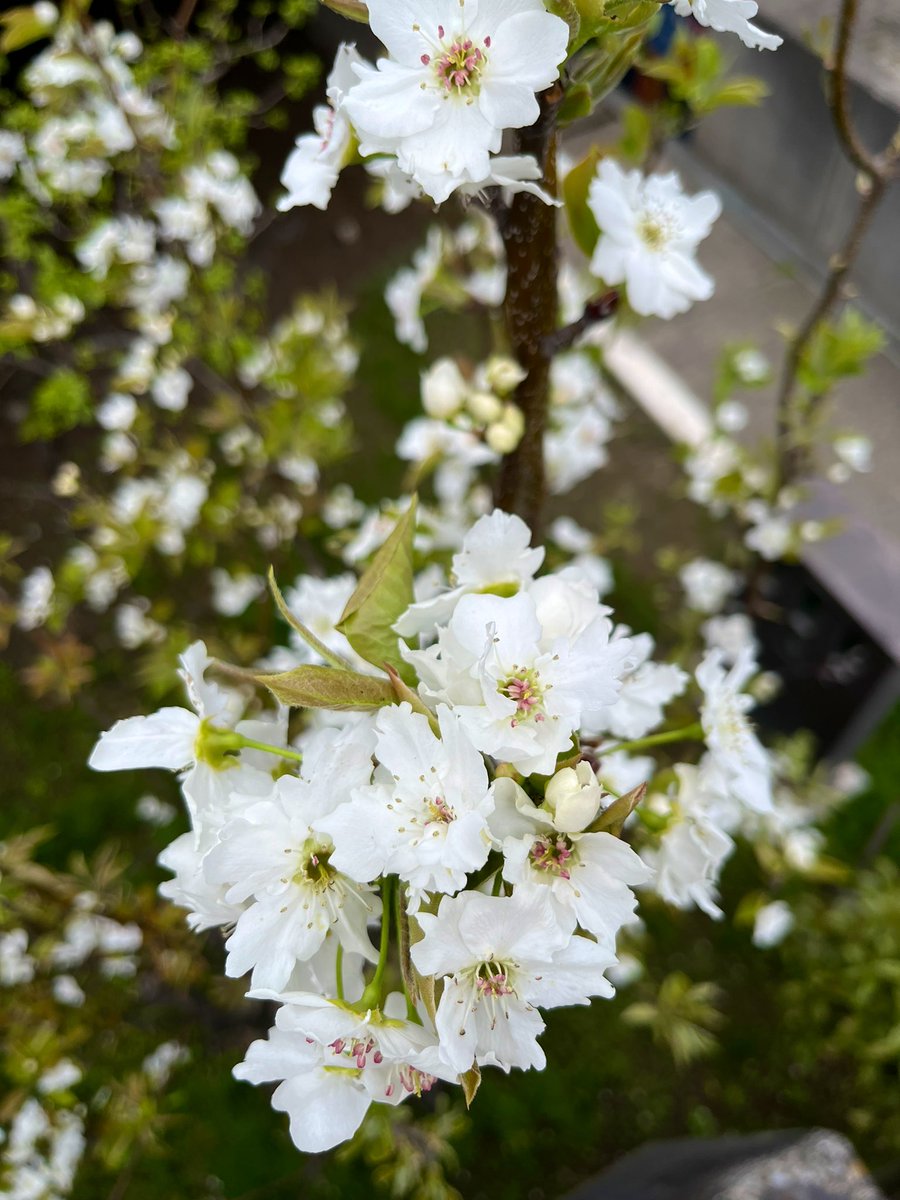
359;876;394;1011
602;722;704;757
235;735;304;765
335;944;345;1003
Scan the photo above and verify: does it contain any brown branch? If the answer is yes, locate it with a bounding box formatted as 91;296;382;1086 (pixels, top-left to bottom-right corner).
773;0;900;492
543;289;620;356
493;83;565;537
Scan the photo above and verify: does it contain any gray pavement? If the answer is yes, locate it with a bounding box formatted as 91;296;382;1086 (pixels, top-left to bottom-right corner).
757;0;900;112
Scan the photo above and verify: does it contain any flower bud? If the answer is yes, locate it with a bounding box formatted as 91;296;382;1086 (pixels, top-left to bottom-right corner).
467;389;503;424
485;403;524;455
544;761;604;833
482;355;526;397
421;359;468;420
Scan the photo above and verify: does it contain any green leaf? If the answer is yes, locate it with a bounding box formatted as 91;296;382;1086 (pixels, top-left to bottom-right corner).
592;783;647;836
267;566;352;670
337;499;417;680
1;6;54;52
256;665;394;711
557;82;594;126
460;1065;481;1108
563;148;602;259
546;0;581;44
318;0;369;21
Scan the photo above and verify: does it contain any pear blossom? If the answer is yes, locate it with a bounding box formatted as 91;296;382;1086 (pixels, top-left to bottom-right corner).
703;612;759;665
412;891;618;1073
588;160;721;319
317;704;494;900
203;725;380;990
587;632;688;741
644;761;736;918
343;0;569;203
88;641;275;834
278;45;361;212
407;583;633;776
752;899;794;948
395;508;543;638
679;557;738;615
697;646;773;813
493;778;652;946
234;995;450;1152
670;0;783;52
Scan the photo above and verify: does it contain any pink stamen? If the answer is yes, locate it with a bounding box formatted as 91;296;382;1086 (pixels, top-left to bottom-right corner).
421;53;431;64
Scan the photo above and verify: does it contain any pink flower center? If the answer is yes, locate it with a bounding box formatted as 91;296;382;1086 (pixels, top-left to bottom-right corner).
329;1035;378;1070
501;668;546;726
530;834;574;880
423;28;490;93
475;965;514;997
426;794;455;825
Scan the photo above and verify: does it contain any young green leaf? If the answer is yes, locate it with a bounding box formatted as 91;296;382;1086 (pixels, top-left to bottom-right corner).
337;498;418;680
267;566;352;671
318;0;369;22
256;665;394;711
563;148;602;259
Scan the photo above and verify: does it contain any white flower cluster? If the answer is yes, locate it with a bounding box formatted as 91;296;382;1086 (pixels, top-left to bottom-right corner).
278;0;569;210
87;504;784;1153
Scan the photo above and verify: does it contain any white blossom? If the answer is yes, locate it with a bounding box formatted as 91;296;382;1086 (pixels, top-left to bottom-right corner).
344;0;569;203
588;159;721;319
670;0;783;51
412;891;617;1073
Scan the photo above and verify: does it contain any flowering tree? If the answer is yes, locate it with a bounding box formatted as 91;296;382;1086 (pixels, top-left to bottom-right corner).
2;0;896;1192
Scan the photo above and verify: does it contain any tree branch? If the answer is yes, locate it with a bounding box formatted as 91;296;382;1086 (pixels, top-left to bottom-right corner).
773;0;900;491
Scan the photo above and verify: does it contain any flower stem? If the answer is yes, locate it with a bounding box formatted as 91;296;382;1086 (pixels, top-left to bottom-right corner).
335;943;345;1002
235;735;304;765
359;876;394;1011
602;722;704;756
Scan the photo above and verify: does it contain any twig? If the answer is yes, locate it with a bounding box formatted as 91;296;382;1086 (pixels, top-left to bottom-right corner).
543;289;620;356
773;0;900;491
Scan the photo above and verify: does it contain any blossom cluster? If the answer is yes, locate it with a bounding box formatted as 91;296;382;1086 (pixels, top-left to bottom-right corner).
277;0;782;214
87;504;795;1152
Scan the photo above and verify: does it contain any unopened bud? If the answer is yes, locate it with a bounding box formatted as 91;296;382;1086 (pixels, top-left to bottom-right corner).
467;389;503;424
544;761;604;833
485;403;524;454
482;355;526;397
421;359;468;420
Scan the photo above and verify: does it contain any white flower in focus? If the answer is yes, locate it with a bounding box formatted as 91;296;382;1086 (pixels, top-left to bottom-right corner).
697;646;772;813
412;891;617;1074
679;557;737;615
752;899;794;948
278;45;361;211
670;0;783;51
395;508;543;637
317;704;493;901
88;641;274;835
494;776;651;947
408;582;632;776
588;160;721;319
204;725;380;990
344;0;569;203
234;996;448;1152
